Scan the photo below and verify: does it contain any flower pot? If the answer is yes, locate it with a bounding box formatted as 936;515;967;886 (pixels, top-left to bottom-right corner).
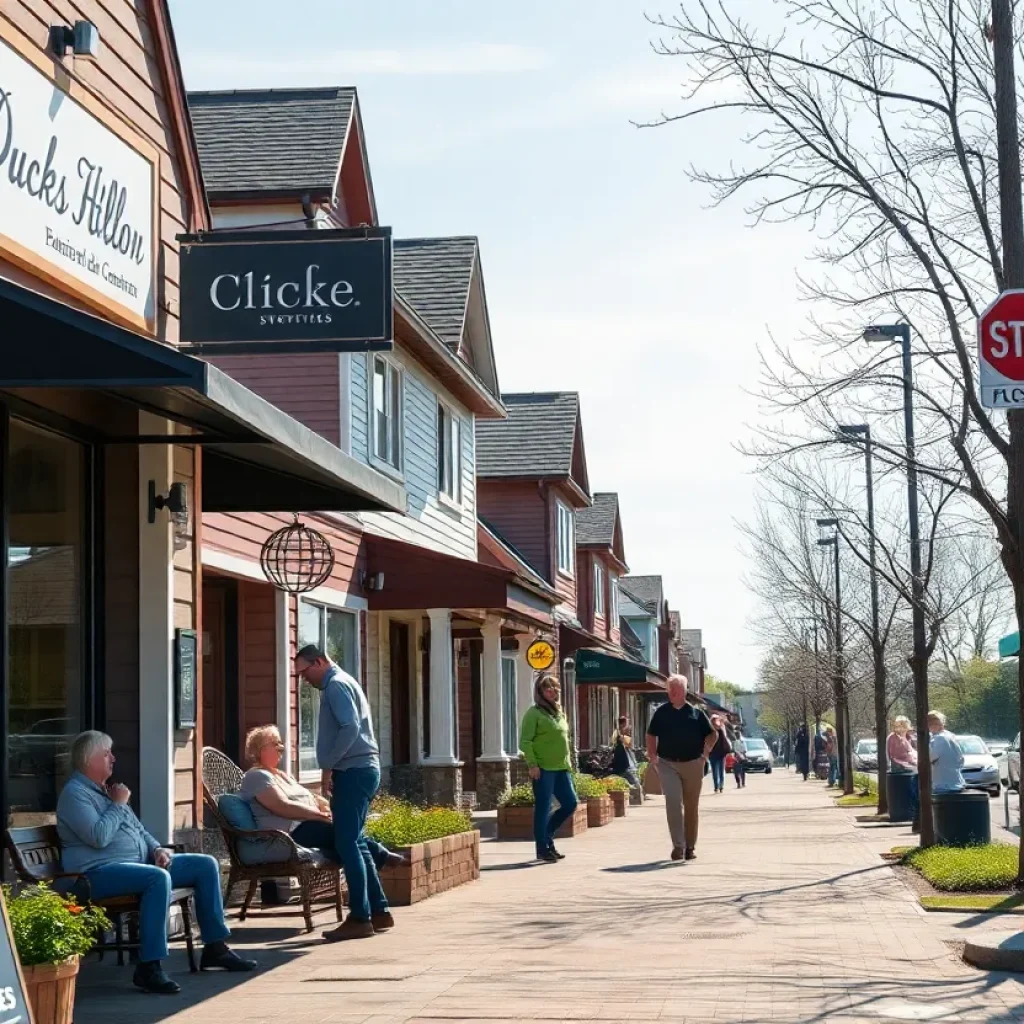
609;790;628;817
22;957;79;1024
587;794;613;827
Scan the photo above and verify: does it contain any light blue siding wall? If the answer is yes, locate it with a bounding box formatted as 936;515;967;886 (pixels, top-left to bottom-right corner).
351;353;369;462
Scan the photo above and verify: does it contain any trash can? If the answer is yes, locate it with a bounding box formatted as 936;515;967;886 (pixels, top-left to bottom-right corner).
887;772;918;822
933;789;991;846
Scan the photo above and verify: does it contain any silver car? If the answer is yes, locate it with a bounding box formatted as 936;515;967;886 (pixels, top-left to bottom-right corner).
957;734;1001;798
854;738;878;771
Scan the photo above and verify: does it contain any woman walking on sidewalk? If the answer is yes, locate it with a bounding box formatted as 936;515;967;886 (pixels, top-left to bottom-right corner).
708;716;730;793
794;723;810;781
520;675;578;864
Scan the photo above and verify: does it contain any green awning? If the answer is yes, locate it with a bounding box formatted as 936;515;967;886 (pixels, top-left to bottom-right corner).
1000;631;1020;659
574;648;664;690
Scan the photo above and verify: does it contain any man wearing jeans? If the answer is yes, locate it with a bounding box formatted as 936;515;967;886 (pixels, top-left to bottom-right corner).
646;675;717;861
295;644;392;942
57;731;256;994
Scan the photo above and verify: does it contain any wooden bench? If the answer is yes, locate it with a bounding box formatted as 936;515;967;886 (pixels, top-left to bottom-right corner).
5;825;197;972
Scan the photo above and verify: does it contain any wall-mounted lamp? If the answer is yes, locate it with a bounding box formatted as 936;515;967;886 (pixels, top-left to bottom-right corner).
149;480;189;533
48;21;101;61
359;570;385;592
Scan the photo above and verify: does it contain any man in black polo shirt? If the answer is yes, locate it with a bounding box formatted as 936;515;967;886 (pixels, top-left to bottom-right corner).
646;674;717;860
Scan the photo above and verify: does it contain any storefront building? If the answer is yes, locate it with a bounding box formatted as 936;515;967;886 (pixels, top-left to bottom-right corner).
0;3;403;847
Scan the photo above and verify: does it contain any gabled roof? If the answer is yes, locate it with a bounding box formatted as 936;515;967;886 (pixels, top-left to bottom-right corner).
619;575;664;616
394;238;476;352
188;87;355;197
619;617;644;657
476;393;590;499
478;517;552;593
577;492;618;547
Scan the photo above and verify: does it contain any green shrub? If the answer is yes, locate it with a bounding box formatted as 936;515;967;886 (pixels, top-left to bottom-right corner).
371;792;407;814
853;772;878;796
904;844;1018;891
597;775;631;793
498;783;535;808
572;773;606;800
365;801;472;848
637;761;649;780
4;884;110;967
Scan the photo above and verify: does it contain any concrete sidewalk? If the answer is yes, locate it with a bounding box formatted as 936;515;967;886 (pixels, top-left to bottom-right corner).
73;771;1024;1023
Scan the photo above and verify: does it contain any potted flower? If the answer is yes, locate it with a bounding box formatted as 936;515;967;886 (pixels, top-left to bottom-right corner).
5;884;109;1024
496;783;588;840
575;774;613;827
598;775;631;816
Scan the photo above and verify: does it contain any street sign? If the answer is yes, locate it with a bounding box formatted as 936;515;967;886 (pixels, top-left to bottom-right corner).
526;640;556;671
979;289;1024;407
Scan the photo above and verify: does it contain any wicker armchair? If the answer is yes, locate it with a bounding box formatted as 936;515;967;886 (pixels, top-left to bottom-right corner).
201;747;342;933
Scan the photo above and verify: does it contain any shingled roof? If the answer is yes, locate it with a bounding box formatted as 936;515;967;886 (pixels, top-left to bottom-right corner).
619;575;664;615
188;88;356;195
394;238;477;353
577;492;619;547
476;392;580;478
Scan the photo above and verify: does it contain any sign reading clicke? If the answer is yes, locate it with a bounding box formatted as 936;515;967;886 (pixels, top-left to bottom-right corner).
178;229;394;355
0;34;156;330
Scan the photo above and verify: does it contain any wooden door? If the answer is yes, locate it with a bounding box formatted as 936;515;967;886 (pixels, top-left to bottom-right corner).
389;622;411;765
202;581;227;755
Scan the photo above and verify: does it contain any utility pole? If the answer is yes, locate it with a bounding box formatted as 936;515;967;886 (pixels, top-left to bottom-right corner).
817;520;852;793
991;0;1024;879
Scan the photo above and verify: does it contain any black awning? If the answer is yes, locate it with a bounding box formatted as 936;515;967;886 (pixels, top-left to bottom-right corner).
0;278;405;514
573;648;666;691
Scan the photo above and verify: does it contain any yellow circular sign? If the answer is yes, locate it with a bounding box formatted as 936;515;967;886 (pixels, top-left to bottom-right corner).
526;639;556;671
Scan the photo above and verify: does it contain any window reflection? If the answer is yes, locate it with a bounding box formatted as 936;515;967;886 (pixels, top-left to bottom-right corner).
7;421;86;822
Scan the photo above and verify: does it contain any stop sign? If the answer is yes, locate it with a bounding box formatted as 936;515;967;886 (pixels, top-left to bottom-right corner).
979;290;1024;407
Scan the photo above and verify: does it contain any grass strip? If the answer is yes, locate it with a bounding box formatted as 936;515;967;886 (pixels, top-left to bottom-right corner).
903;844;1019;892
920;893;1024;913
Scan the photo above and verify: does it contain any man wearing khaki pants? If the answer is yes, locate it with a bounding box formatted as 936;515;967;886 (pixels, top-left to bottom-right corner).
646;675;717;861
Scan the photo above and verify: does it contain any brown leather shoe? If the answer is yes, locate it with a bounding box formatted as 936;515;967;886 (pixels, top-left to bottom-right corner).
372;912;395;932
670;847;685;861
685;847;696;861
323;918;374;942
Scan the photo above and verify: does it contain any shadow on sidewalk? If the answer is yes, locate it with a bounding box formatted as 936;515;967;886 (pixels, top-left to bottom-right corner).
601;860;687;873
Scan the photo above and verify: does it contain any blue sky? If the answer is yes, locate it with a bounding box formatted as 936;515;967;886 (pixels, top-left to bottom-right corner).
169;0;813;687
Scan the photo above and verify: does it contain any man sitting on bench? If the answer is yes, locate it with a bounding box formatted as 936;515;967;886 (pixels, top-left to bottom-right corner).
57;730;258;994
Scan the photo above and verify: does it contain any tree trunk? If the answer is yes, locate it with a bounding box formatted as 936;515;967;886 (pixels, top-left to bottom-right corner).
912;652;934;847
873;642;889;816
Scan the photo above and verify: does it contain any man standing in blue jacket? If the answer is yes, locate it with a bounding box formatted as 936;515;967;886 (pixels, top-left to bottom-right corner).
295;643;392;941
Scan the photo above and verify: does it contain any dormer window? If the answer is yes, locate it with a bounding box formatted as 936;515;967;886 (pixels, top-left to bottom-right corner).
556;501;575;576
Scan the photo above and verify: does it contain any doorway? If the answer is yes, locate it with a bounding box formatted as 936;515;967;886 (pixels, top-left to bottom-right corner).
390;621;411;765
201;576;239;762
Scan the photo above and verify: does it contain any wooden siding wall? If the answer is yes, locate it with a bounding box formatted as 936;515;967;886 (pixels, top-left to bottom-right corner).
352;345;477;560
238;580;276;744
2;1;194;342
210;354;341;447
550;486;577;614
476;481;549;580
103;446;141;800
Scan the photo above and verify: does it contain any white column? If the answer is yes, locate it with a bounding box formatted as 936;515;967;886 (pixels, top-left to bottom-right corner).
275;589;293;774
425;608;457;763
479;619;507;761
138;413;175;843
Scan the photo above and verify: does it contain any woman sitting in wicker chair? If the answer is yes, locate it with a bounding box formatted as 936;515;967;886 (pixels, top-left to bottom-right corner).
240;726;404;871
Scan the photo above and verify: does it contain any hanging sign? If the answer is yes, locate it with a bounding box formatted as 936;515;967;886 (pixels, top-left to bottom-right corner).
0;29;158;332
178;228;393;355
174;628;197;730
526;639;556;672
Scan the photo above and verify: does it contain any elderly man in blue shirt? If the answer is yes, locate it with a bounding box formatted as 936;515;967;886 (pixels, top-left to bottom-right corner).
294;643;391;942
57;731;256;994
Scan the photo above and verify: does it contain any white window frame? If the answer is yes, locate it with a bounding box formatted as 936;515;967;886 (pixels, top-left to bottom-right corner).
556;501;575;577
437;400;462;506
296;595;363;782
369;354;403;475
593;560;605;616
610;572;619;623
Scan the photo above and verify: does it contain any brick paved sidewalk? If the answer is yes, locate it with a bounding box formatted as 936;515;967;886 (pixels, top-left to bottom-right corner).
73;771;1024;1023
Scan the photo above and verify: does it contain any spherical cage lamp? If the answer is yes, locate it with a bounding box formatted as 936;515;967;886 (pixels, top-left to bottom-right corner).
260;516;336;594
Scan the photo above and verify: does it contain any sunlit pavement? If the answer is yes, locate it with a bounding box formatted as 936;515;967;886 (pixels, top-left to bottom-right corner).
73;770;1024;1023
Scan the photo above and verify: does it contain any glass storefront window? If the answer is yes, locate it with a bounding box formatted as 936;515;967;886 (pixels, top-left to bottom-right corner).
7;420;88;822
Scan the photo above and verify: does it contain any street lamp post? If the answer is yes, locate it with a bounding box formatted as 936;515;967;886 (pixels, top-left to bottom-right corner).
837;423;888;814
816;518;852;793
862;322;932;844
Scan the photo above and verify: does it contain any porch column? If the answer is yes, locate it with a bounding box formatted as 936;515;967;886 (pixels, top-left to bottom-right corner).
138;413;174;843
516;640;534;728
477;619;510;809
423;609;461;807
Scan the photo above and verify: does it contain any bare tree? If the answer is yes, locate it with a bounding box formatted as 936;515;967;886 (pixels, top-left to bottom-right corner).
646;0;1024;854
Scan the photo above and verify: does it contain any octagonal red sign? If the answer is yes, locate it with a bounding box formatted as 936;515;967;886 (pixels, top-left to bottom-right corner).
979;290;1024;407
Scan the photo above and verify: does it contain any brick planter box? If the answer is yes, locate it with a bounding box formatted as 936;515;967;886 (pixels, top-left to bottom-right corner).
378;830;479;906
496;803;588;841
587;794;614;827
609;790;628;817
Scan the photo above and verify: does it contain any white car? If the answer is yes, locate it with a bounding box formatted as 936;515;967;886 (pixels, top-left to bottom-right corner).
956;734;1001;798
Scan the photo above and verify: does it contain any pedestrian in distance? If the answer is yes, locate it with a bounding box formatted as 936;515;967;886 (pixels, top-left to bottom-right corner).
295;644;392;942
886;715;920;832
708;715;730;793
927;710;965;794
824;725;839;788
610;715;641;790
520;674;579;863
794;723;810;781
732;727;747;788
645;674;718;861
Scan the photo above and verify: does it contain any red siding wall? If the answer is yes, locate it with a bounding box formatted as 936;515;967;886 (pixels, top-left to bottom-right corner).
210;354;341;446
238;580;277;742
477;480;550;580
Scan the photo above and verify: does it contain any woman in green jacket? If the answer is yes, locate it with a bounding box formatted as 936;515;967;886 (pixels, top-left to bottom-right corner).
520;674;578;863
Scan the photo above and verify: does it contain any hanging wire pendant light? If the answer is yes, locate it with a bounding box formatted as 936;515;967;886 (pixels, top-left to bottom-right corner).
260;515;335;594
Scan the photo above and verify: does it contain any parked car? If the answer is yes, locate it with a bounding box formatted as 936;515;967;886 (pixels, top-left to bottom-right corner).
956;734;1001;797
9;717;72;777
1008;733;1020;791
853;738;878;771
986;738;1011;758
741;737;773;773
